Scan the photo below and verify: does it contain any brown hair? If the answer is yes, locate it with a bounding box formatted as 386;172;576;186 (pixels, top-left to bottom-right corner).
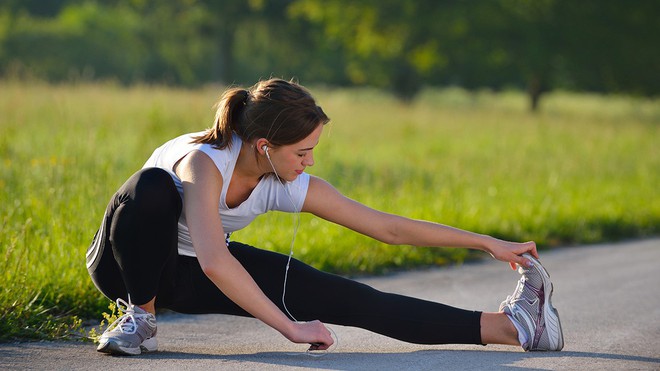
192;78;330;149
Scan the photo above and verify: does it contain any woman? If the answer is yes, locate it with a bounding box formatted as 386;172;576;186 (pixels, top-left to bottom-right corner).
87;78;563;356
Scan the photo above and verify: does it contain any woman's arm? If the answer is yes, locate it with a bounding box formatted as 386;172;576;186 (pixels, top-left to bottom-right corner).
302;176;537;269
176;151;333;348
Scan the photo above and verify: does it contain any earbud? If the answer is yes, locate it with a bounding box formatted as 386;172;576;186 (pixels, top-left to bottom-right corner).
262;145;271;159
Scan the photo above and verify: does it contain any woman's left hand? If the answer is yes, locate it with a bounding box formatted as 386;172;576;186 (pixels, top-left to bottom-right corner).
285;320;334;350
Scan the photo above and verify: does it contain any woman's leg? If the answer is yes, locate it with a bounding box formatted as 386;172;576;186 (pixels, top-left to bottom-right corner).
271;246;483;345
86;167;182;308
481;312;519;345
88;167;186;355
165;242;502;346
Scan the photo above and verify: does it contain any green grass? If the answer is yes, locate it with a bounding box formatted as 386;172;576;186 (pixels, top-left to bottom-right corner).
1;81;658;341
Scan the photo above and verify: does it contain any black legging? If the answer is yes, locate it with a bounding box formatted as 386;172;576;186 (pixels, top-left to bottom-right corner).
87;167;482;345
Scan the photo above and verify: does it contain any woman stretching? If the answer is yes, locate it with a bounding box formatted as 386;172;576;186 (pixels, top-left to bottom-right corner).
87;78;563;356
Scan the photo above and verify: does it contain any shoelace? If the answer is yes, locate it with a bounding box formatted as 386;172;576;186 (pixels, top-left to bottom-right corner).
501;276;527;308
106;297;151;335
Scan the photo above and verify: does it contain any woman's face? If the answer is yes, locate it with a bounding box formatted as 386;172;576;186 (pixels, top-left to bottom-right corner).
268;124;323;182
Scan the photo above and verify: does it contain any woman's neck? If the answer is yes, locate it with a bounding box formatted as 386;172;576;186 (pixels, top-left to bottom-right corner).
233;143;269;182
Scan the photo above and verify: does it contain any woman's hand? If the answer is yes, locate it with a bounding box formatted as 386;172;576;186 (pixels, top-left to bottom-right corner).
483;237;539;270
285;320;334;351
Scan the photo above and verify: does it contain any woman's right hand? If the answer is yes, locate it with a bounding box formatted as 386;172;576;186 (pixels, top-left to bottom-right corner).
285;320;334;350
483;236;538;270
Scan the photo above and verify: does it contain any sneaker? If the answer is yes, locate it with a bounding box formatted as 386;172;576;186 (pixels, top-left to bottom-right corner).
97;297;158;356
500;253;564;351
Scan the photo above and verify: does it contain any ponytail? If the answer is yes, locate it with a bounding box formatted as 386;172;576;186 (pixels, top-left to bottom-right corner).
192;88;249;149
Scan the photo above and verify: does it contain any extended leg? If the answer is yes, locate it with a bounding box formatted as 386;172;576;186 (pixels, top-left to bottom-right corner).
167;243;485;345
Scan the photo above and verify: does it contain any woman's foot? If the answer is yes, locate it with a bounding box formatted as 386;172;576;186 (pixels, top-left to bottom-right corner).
500;253;564;351
97;298;158;356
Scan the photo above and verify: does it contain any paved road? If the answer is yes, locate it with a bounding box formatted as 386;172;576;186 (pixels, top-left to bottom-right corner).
2;239;659;370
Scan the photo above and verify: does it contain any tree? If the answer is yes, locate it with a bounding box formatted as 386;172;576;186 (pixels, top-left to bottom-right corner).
1;0;657;106
289;0;660;110
555;0;660;96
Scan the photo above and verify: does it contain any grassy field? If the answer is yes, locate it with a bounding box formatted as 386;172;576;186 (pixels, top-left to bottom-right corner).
1;81;658;341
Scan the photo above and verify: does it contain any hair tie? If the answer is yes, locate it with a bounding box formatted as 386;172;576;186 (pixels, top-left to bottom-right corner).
242;90;250;106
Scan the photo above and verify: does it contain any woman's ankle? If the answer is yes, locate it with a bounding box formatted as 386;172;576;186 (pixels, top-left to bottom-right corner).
138;297;157;315
480;312;520;346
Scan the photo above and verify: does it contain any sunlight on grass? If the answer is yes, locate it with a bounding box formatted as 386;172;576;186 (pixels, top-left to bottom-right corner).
1;81;658;340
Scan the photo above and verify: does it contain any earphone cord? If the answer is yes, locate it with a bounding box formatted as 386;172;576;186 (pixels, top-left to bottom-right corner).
281;203;301;322
264;149;337;355
264;150;300;321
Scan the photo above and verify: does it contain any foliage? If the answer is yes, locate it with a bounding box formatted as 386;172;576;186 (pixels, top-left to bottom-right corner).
0;81;658;340
291;0;660;107
0;0;658;109
86;301;120;344
0;1;212;85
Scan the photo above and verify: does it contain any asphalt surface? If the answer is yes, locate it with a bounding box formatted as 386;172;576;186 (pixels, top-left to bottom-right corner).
1;238;659;370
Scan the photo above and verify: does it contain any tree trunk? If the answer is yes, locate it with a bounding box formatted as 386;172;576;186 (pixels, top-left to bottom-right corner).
212;27;235;85
528;76;544;112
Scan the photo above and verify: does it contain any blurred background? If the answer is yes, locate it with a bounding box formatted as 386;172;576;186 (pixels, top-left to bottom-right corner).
1;0;658;110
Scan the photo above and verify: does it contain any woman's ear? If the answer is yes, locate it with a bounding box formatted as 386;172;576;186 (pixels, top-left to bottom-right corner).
255;138;269;155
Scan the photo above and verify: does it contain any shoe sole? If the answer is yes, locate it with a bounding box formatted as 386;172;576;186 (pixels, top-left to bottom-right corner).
521;253;564;351
97;337;158;356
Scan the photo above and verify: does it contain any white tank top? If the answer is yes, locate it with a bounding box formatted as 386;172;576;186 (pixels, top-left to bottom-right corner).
143;132;310;257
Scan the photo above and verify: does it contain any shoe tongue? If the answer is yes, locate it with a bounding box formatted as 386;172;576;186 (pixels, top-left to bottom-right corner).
132;305;147;315
115;312;138;334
